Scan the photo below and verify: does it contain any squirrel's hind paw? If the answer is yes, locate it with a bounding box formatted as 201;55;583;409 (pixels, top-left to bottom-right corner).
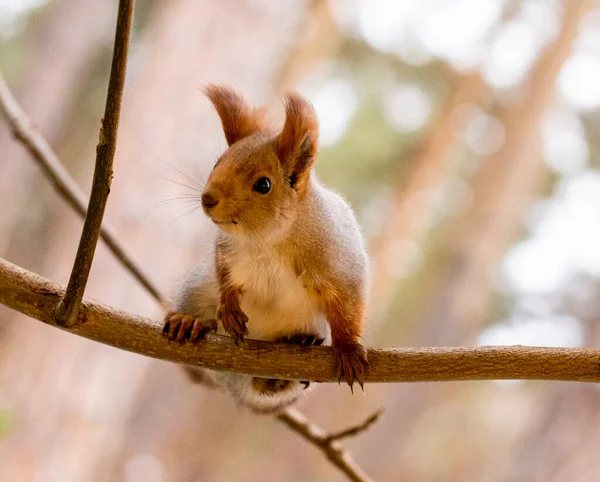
334;343;368;393
162;312;217;343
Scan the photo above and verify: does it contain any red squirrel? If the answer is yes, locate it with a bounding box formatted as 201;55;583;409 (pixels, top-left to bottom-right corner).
163;85;369;413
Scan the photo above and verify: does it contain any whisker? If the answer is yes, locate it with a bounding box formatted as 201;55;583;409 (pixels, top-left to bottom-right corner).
168;204;203;227
151;170;203;193
159;159;205;191
156;194;202;202
144;156;205;192
192;161;207;186
147;199;200;215
152;194;201;207
151;198;200;209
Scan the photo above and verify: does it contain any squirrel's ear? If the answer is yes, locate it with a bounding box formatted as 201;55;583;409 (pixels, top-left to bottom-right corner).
204;84;266;146
277;92;319;192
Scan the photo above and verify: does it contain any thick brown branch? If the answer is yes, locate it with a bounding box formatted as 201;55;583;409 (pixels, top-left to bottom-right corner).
276;408;377;482
0;73;162;303
1;256;600;383
55;0;135;327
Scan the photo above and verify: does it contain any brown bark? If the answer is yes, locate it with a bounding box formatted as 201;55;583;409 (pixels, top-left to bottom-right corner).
2;256;600;384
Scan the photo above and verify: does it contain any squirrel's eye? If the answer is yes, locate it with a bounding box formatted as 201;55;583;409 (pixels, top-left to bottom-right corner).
253;177;271;194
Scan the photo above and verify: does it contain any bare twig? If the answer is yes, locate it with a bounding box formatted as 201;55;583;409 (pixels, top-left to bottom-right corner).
324;409;383;443
54;0;135;327
0;73;162;303
277;408;380;482
2;256;600;383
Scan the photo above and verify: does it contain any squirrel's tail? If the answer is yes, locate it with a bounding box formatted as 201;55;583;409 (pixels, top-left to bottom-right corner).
185;332;325;414
218;373;309;414
194;332;325;414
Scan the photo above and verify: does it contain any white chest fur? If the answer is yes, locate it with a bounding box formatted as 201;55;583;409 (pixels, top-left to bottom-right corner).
227;242;327;342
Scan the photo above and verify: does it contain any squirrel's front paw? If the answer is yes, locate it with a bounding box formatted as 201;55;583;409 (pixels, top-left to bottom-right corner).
217;303;248;344
333;342;368;392
162;312;217;343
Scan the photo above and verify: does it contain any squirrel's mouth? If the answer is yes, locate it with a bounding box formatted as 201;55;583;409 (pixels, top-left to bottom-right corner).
210;217;238;226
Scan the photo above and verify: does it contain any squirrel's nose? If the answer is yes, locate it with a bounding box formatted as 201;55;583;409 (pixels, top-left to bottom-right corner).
202;192;219;209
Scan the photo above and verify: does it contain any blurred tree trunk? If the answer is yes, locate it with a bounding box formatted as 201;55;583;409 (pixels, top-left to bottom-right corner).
0;0;117;259
369;70;489;324
368;2;594;480
0;4;124;477
508;289;600;481
276;0;341;91
510;380;600;481
416;0;593;342
368;0;524;330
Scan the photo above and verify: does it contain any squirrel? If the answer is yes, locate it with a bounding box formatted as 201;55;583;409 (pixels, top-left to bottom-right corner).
163;85;369;414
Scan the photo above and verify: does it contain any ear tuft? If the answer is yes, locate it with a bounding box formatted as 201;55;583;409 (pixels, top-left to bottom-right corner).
204;84;266;146
277;93;319;191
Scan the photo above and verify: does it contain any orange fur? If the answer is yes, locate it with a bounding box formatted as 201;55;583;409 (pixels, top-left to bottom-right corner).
204;84;267;146
215;241;248;344
277;93;319;196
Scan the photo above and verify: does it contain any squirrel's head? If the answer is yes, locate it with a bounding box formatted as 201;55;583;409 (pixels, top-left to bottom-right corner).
201;85;319;240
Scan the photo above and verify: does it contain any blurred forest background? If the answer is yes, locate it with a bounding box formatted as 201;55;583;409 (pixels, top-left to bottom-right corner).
2;0;600;480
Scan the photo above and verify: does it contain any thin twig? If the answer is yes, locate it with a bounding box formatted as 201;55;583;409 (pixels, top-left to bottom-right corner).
2;256;600;384
0;73;162;303
54;0;135;327
324;409;383;443
277;408;378;482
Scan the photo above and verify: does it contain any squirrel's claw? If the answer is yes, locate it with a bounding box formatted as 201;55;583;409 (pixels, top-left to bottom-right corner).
190;317;217;342
218;304;249;345
163;312;181;340
176;315;194;343
278;334;325;346
163;312;216;343
334;342;368;392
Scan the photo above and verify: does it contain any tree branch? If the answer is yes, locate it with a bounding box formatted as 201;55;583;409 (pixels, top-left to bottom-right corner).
0;73;162;303
323;409;383;443
1;256;600;383
276;408;380;482
54;0;135;327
